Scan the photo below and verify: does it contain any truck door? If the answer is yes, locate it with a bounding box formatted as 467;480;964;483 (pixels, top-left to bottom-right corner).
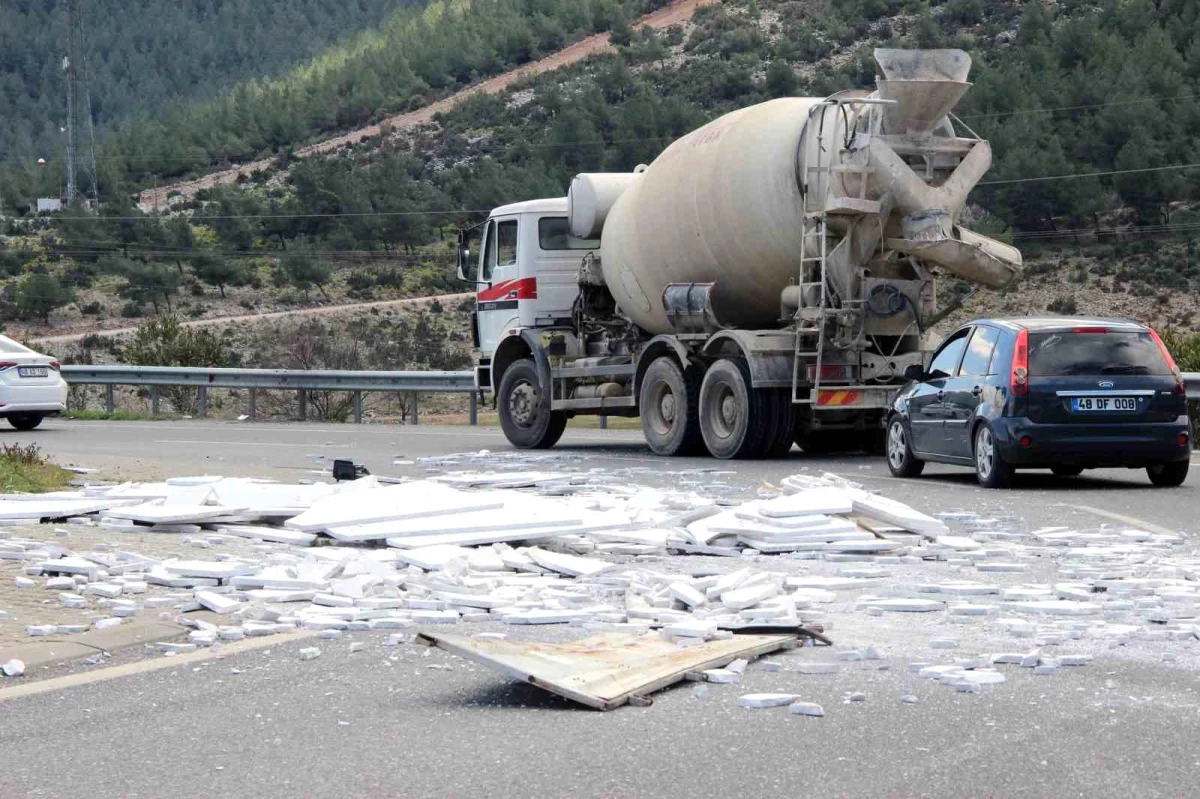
475;217;520;356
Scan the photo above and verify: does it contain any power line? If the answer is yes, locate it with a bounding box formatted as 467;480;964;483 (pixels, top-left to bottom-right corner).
978;162;1200;186
958;91;1200;121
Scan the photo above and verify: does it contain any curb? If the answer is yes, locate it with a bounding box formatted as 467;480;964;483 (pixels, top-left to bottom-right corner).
0;618;192;671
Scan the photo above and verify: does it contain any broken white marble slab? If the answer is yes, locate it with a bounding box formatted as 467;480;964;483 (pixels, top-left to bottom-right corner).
663;619;719;639
668;581;707;608
526;548;613;578
216;525;318;546
790;702;825;717
209;480;335;516
738;693;801;708
721;582;780;611
106;504;248;524
502;609;583;625
1003;600;1103;616
285;482;503;532
917;581;1000;597
757;488;854;518
786;575;882;590
852;493;950;537
163;560;258;579
0;498;140;520
2;659;25;677
411;610;460;624
386;545;471;572
702;668;741;684
196;590;242;614
863;598;945;613
329;497;589;542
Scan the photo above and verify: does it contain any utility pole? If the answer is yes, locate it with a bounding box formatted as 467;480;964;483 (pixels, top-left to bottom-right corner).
63;0;99;205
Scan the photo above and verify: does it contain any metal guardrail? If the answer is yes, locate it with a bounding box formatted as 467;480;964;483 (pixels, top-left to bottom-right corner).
56;365;1200;425
62;365;478;424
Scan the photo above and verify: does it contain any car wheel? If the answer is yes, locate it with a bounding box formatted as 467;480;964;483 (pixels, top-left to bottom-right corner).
497;359;567;449
1051;466;1083;477
886;417;925;478
974;424;1013;488
8;414;43;431
1147;461;1189;488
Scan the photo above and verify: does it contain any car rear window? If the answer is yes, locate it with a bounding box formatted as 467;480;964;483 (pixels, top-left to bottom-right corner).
1028;331;1170;376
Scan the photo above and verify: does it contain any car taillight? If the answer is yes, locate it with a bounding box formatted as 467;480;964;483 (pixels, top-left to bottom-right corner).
0;362;16;371
48;361;61;371
1010;329;1029;397
1147;328;1185;396
1072;327;1109;334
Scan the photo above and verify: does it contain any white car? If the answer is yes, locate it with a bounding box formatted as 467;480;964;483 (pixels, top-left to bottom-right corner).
0;335;67;430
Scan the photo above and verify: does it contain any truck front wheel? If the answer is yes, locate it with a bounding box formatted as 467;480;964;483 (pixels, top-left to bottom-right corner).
699;359;773;459
640;357;704;456
497;358;567;449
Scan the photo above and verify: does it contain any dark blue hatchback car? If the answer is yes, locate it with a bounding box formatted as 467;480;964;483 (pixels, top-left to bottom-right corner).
886;317;1192;488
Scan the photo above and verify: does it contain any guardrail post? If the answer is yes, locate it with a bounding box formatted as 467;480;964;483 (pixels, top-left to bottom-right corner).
298;390;307;421
469;392;478;426
105;385;114;414
249;389;257;420
410;392;419;426
354;392;363;424
150;386;160;417
599;415;608;430
198;386;208;418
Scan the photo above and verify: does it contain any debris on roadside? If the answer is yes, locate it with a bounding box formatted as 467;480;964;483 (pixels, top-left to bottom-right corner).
0;454;1189;710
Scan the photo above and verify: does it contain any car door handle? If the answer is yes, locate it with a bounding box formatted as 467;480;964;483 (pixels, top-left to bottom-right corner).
972;386;983;396
936;390;945;401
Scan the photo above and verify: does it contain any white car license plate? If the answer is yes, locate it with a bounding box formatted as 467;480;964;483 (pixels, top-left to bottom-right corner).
1071;396;1137;412
17;367;48;378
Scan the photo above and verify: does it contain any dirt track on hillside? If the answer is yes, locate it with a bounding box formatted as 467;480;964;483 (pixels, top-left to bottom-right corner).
137;0;712;210
29;292;472;346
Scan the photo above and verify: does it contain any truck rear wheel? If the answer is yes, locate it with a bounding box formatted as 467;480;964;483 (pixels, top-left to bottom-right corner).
640;357;704;456
764;390;795;458
498;358;567;449
699;359;773;459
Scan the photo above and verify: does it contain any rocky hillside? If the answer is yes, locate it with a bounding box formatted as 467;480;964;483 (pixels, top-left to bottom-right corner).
4;0;1200;344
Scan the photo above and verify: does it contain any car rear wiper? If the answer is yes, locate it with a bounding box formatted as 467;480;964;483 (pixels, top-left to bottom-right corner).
1099;364;1150;374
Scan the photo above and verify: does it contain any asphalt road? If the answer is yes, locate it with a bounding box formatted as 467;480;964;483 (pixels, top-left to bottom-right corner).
2;419;1200;798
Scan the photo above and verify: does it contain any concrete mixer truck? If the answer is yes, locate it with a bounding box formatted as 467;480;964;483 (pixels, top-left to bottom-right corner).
457;48;1023;459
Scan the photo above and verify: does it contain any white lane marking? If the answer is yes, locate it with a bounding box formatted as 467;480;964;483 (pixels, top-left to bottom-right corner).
154;439;351;449
0;631;317;704
1059;504;1180;536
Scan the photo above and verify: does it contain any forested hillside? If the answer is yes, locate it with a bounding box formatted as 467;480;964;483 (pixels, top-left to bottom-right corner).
0;0;660;206
0;0;410;191
5;0;1200;340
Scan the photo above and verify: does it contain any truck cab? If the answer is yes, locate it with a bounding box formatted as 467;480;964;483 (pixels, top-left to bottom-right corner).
459;198;598;393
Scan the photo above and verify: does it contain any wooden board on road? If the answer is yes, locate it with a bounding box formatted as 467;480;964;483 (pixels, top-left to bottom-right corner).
415;631;795;710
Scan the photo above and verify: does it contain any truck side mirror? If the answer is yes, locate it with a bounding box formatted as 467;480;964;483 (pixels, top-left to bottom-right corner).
904;364;925;382
456;242;472;282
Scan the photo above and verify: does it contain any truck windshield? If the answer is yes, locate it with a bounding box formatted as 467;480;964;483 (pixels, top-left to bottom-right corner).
538;217;599;250
1029;331;1171;376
